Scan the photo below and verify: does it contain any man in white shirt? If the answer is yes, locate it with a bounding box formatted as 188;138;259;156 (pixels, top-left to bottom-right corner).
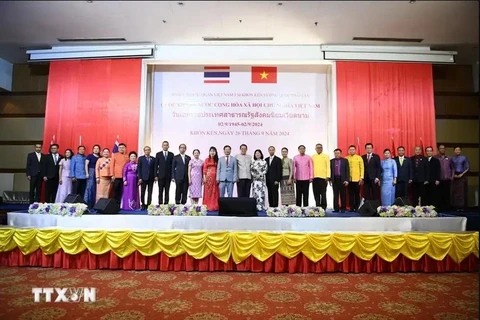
235;144;252;197
26;143;44;203
393;146;412;199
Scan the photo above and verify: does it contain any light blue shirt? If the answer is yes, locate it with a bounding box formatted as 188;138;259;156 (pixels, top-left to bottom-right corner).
70;154;87;179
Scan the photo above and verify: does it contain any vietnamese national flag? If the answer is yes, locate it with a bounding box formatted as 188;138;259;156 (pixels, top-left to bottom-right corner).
251;66;277;83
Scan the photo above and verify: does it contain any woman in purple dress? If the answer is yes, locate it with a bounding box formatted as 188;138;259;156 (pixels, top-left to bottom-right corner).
188;149;204;204
55;149;73;203
121;151;140;211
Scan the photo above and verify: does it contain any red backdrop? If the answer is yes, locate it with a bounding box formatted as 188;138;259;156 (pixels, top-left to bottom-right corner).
42;59;142;154
336;61;436;156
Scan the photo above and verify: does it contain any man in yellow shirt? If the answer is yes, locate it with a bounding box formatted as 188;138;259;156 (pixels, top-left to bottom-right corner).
346;145;364;211
312;143;330;209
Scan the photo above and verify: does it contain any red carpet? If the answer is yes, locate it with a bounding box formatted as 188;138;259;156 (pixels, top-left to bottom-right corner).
0;267;478;320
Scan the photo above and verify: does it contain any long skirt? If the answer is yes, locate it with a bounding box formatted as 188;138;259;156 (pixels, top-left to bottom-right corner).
121;173;140;211
451;174;468;208
55;176;72;203
84;168;97;207
280;176;295;206
380;180;395;206
96;177;111;202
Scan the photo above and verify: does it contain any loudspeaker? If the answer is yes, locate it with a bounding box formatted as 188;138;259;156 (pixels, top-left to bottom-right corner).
64;194;85;204
358;200;381;216
93;198;120;214
393;197;411;206
218;197;257;217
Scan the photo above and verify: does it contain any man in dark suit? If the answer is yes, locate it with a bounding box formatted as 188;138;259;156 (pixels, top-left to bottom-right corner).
154;141;174;204
393;146;412;199
42;143;63;203
137;146;156;210
424;146;441;207
330;148;350;212
410;146;429;206
266;146;282;207
171;143;191;204
26;143;44;204
362;143;381;201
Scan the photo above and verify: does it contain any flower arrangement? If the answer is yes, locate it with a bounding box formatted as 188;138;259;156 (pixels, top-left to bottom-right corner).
28;202;88;217
377;205;437;218
147;204;207;216
266;205;326;217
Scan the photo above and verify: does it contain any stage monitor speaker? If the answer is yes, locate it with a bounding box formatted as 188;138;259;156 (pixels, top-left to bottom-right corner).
64;194;85;204
218;197;257;217
393;197;411;206
358;200;381;216
93;198;120;214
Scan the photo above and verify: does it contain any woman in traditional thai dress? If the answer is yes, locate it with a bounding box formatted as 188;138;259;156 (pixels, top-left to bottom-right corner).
280;147;295;205
121;151;140;210
202;147;220;211
95;148;113;202
380;149;397;206
251;149;268;211
55;149;73;203
188;149;204;204
451;146;470;211
84;144;100;207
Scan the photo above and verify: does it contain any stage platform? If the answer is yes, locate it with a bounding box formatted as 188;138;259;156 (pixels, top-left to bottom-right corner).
6;211;467;232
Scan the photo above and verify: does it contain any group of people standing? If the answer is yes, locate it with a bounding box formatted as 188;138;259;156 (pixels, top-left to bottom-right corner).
26;141;470;213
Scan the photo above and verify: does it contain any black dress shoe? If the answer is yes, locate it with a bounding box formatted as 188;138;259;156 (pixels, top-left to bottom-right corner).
340;210;345;213
333;209;339;213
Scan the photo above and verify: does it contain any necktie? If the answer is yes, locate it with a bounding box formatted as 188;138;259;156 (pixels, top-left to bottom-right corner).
54;154;57;165
367;155;371;163
400;157;403;165
147;157;150;164
164;152;167;160
415;157;419;168
182;155;185;164
37;153;40;162
226;156;229;166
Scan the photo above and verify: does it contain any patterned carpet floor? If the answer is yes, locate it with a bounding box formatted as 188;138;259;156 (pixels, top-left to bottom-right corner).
0;267;478;320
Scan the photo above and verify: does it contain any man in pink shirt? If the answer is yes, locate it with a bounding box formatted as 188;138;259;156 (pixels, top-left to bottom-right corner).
293;145;313;206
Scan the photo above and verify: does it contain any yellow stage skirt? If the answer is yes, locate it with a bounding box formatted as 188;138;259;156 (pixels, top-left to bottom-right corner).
0;228;477;264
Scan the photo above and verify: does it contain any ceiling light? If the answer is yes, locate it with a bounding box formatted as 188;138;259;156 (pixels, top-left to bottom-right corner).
177;2;184;5
162;20;167;23
409;0;416;3
277;2;283;5
86;0;93;3
203;37;274;41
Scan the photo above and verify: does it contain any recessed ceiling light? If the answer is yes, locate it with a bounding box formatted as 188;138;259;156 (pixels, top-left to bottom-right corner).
162;20;167;23
86;0;93;3
409;0;416;3
277;2;283;5
177;2;184;5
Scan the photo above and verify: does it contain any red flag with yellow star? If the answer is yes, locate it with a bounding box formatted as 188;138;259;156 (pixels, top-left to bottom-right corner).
251;66;277;83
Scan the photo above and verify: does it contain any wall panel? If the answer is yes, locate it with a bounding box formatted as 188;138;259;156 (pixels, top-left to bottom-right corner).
0;118;44;141
435;119;479;143
0;95;46;114
0;146;36;169
11;64;48;92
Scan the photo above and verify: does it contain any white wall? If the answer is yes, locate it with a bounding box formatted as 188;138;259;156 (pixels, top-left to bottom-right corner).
0;57;13;91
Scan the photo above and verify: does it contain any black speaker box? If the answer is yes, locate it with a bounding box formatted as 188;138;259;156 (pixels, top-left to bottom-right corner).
393;197;411;206
218;197;257;217
64;194;85;204
358;200;381;216
93;198;120;214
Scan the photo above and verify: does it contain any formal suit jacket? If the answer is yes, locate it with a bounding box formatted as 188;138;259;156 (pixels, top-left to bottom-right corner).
426;156;441;182
172;154;191;181
330;158;350;182
410;155;429;182
154;151;174;179
26;152;43;177
137;155;156;181
394;157;413;182
266;156;282;184
216;156;237;182
362;153;382;180
42;153;63;180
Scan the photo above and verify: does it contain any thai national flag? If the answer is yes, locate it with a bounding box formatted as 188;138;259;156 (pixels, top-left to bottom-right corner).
204;66;230;84
112;138;119;153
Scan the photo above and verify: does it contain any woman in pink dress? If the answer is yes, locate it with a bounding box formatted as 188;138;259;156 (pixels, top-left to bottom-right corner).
188;149;204;204
55;149;73;203
202;147;220;211
121;151;140;211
